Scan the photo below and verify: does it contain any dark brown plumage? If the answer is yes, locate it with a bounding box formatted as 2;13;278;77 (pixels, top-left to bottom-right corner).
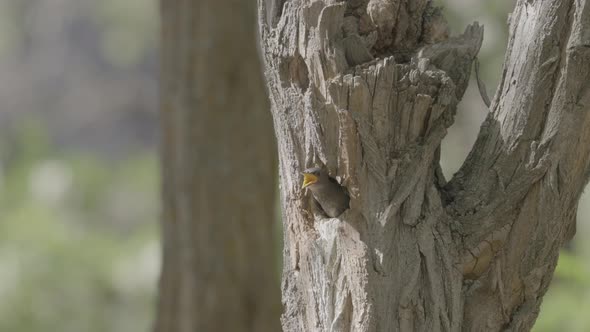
301;167;349;218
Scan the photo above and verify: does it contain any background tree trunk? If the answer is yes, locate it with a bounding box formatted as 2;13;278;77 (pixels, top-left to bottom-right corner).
155;1;281;331
258;0;590;331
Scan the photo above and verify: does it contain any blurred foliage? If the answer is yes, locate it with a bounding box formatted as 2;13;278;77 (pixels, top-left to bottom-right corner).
92;0;158;68
534;253;590;331
0;124;159;332
0;0;160;331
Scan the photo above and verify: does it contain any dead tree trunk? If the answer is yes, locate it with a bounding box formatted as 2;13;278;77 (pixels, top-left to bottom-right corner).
258;0;590;331
155;1;281;331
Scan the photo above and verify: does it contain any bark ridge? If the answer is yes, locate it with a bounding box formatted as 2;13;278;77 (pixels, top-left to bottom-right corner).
258;0;590;331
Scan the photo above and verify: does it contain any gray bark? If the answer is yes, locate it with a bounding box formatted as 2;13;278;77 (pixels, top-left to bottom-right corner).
258;0;590;331
156;1;281;331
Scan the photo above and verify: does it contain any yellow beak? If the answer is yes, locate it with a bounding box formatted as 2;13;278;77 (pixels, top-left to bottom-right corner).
301;173;318;189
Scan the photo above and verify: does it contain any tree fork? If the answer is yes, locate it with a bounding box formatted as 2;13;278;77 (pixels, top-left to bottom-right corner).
258;0;590;331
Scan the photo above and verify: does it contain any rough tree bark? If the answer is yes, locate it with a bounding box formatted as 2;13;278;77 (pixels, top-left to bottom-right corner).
258;0;590;331
155;1;280;331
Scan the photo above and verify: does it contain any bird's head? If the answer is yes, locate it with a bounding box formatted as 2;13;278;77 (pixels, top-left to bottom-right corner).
301;167;326;189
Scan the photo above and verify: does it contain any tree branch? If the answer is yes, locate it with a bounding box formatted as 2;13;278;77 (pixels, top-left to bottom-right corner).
446;1;590;327
258;0;590;329
448;0;590;243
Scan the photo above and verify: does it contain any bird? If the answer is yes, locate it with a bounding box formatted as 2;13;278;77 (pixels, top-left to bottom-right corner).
301;167;349;218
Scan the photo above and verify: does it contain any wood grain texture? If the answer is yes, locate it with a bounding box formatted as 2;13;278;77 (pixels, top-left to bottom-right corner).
258;0;590;331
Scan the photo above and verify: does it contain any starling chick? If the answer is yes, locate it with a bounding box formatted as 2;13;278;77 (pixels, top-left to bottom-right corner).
301;167;349;218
